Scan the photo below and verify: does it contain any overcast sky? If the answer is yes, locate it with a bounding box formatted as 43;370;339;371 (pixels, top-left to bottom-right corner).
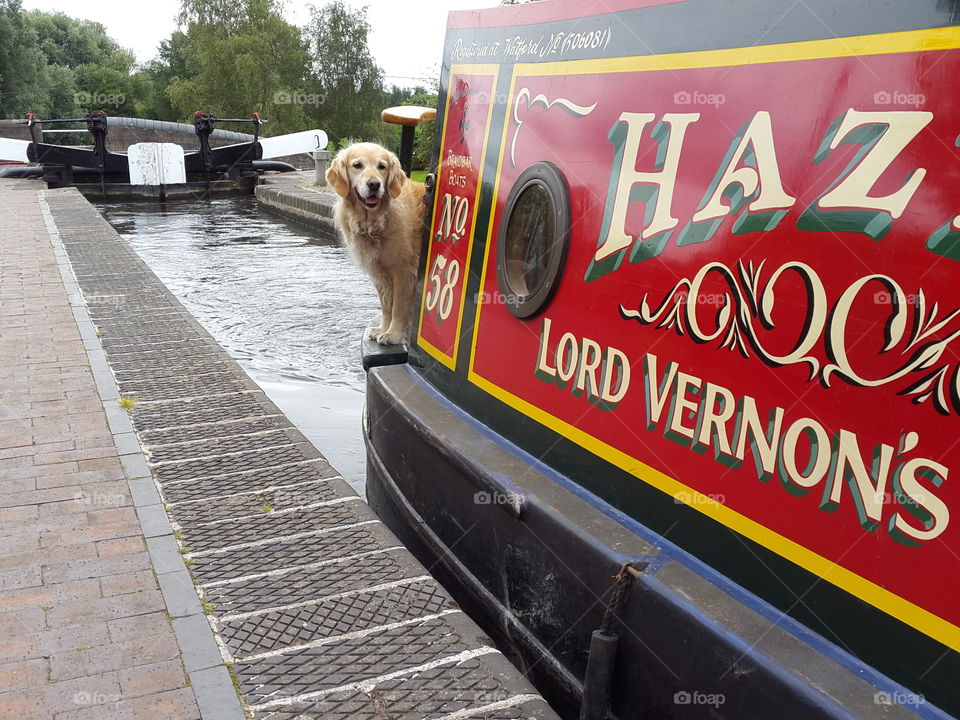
21;0;500;87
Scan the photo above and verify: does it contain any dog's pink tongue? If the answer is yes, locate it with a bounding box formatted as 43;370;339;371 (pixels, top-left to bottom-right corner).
364;195;379;208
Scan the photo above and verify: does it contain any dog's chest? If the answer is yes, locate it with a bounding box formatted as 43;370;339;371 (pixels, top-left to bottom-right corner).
346;212;389;241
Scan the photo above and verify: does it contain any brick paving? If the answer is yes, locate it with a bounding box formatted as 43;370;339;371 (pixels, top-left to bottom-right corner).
0;180;213;720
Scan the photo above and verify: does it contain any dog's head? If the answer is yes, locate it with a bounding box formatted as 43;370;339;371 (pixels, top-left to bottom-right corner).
326;142;405;211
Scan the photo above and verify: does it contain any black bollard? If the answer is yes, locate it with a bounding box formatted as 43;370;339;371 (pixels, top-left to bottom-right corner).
399;125;415;177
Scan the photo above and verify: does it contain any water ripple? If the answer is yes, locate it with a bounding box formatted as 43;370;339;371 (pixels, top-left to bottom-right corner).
98;197;378;387
97;196;377;494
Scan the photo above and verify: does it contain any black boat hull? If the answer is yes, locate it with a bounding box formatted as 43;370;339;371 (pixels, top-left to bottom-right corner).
366;364;939;720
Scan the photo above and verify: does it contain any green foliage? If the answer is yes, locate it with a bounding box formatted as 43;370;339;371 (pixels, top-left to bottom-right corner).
0;0;441;167
0;2;152;118
41;64;81;117
26;10;119;68
137;32;191;121
74;48;145;116
408;86;438;171
305;1;385;145
166;0;310;133
0;0;52;117
28;10;152;116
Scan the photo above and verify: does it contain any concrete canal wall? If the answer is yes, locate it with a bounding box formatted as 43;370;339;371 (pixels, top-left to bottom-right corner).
254;178;339;241
13;182;559;719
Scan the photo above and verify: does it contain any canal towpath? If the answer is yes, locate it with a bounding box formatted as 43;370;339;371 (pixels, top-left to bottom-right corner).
0;178;236;719
0;178;560;720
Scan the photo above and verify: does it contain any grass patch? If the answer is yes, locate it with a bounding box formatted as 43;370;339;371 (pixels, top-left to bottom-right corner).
178;545;194;567
410;170;427;183
224;662;253;719
118;395;136;411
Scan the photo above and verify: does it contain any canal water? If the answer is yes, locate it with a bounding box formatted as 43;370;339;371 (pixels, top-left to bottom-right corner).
98;197;378;495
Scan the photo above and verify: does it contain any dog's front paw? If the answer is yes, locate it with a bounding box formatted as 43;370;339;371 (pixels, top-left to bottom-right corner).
368;326;384;339
375;329;405;346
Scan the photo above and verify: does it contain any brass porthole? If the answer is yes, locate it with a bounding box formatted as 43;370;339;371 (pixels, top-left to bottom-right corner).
496;162;570;319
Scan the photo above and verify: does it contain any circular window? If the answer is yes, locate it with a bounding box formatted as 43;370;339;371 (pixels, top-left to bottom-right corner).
496;162;570;319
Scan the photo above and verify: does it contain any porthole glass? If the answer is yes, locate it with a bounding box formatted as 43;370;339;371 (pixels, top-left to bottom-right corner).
504;184;554;297
496;162;570;319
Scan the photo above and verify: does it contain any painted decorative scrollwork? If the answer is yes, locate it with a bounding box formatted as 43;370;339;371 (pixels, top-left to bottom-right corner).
619;260;960;415
510;88;597;167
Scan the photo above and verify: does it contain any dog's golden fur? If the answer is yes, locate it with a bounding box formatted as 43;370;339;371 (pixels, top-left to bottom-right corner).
326;142;426;345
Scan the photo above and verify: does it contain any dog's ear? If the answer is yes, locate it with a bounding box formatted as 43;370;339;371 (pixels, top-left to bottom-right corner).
325;151;350;197
386;152;406;199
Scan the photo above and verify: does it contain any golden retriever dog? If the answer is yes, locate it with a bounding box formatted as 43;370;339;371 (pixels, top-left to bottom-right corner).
326;142;426;345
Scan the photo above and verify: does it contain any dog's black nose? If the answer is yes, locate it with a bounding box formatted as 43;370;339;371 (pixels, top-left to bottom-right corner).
367;179;381;191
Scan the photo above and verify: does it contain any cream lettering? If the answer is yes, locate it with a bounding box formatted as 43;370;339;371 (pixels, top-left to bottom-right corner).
536;318;632;407
640;355;951;544
593;112;700;263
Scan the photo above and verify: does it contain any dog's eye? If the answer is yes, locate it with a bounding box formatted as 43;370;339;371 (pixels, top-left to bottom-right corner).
352;161;363;169
377;162;386;170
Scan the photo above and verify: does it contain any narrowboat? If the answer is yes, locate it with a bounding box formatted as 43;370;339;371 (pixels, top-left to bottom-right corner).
363;1;960;717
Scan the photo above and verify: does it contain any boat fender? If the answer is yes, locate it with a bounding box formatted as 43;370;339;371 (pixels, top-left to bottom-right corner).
580;562;646;720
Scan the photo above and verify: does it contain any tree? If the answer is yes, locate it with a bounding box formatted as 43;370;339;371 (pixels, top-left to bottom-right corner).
137;31;192;121
73;48;146;117
0;0;50;118
24;10;151;117
305;1;385;146
166;0;311;134
41;64;82;118
0;5;151;119
26;10;119;68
